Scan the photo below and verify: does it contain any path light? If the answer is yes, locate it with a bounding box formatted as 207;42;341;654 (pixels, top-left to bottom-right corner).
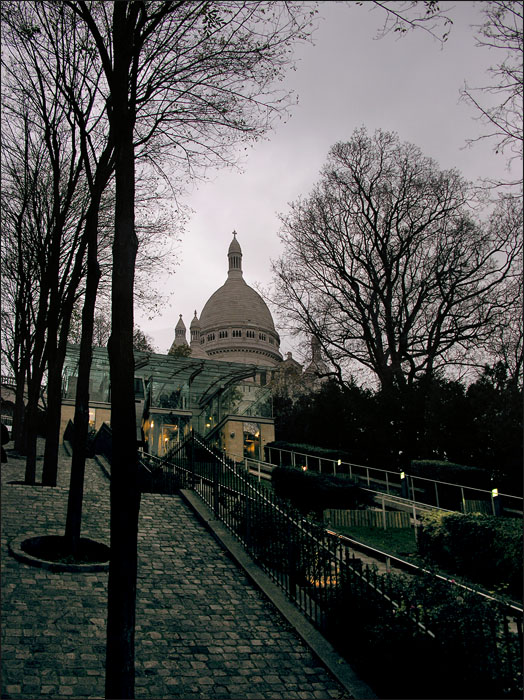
491;488;501;516
301;465;307;472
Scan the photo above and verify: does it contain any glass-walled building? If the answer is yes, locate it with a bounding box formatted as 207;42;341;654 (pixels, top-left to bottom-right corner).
60;345;275;462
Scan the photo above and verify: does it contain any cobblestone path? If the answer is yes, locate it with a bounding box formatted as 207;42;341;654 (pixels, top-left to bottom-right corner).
1;441;350;699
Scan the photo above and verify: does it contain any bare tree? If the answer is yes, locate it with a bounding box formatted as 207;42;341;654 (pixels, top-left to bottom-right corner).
483;196;523;388
0;41;92;484
355;0;453;42
59;2;318;696
272;128;521;393
0;117;45;451
461;1;523;192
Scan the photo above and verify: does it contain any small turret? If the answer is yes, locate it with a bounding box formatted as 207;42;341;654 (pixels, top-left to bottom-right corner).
168;315;188;355
227;231;243;278
304;335;329;382
190;311;201;345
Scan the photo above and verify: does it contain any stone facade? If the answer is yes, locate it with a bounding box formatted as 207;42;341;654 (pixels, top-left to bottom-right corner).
172;233;283;367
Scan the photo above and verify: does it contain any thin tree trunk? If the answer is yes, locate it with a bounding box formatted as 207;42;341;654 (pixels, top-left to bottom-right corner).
42;347;64;486
23;372;44;484
23;281;50;483
13;365;27;453
65;207;102;554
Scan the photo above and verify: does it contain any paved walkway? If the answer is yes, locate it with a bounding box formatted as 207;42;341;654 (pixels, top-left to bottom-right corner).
1;441;351;700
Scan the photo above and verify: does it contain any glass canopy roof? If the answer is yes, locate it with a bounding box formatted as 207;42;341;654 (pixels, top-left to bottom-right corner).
62;344;271;417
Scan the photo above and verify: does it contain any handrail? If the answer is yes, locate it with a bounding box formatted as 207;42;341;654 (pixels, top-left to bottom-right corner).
155;435;523;621
268;445;522;501
325;528;523;615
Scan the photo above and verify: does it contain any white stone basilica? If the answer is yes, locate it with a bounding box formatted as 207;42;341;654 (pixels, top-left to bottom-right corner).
170;232;283;367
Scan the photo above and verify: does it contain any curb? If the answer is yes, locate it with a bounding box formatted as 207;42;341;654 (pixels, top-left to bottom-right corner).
8;533;110;573
179;488;377;700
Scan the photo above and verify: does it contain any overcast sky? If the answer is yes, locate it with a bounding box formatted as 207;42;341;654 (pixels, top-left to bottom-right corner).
136;1;517;359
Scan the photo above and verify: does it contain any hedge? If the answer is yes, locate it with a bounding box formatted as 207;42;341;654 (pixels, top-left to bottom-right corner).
265;440;354;464
418;511;523;598
271;466;372;517
265;441;493;488
410;459;491;489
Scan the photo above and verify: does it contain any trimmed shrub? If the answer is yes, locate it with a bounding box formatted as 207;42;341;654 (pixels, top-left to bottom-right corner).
271;466;372;517
411;459;491;489
264;440;354;465
266;442;494;489
418;511;523;597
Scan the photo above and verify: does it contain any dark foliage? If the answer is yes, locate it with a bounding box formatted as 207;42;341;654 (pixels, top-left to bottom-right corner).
418;511;523;598
271;466;372;517
325;570;521;699
272;370;522;492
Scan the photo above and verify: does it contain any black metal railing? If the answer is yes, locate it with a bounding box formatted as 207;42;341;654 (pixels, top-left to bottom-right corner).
138;431;523;698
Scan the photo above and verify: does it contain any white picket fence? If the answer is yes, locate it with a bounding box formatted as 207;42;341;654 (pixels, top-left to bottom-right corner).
324;508;410;529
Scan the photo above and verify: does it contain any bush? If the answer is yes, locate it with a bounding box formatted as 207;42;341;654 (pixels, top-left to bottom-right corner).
418;511;523;597
325;568;522;698
271;466;372;517
265;440;354;465
411;459;491;488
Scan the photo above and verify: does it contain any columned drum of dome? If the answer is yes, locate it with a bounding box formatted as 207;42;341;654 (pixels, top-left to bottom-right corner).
198;232;282;367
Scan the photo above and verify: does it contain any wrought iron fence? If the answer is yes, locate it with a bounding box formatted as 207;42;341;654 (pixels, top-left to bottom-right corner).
139;432;523;697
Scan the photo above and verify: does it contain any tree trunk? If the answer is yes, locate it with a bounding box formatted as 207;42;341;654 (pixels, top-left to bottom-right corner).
23;371;44;484
13;364;28;453
65;206;102;555
42;346;64;486
105;5;140;698
23;278;50;483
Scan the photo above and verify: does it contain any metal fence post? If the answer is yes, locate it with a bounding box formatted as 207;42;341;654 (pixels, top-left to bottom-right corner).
400;471;408;499
213;459;219;516
491;488;501;516
382;494;387;530
190;429;195;489
245;494;251;550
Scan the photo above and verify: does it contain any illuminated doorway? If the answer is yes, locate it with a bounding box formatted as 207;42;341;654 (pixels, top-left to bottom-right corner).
243;421;260;460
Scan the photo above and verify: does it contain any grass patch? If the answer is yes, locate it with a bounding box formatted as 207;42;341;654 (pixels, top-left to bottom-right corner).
332;523;418;558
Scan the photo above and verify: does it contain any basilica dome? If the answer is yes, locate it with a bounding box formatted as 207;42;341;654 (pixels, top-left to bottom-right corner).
196;233;282;366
